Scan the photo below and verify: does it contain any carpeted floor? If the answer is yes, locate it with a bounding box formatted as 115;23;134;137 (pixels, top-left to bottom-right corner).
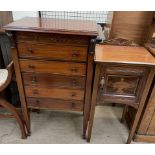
0;105;141;144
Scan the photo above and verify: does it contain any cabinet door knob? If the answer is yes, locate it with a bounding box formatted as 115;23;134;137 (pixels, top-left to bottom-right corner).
100;77;105;89
28;64;35;69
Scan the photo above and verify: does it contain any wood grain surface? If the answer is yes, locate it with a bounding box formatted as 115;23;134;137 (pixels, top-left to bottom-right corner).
95;45;155;66
4;17;98;36
24;86;84;101
17;42;88;62
26;98;83;111
19;59;86;76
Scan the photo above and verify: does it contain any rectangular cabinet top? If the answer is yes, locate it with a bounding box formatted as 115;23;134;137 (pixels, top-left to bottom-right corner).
95;45;155;66
3;17;98;36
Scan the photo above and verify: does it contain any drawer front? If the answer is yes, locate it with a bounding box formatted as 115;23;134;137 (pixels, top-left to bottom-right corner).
19;59;86;76
105;66;146;76
24;86;84;101
16;32;89;46
98;65;148;103
17;43;88;62
22;73;85;89
26;98;83;111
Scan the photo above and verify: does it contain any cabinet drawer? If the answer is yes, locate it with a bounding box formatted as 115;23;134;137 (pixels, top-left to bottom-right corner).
19;59;86;76
16;32;89;46
26;98;83;111
105;66;146;76
22;73;85;89
17;43;87;62
24;86;84;101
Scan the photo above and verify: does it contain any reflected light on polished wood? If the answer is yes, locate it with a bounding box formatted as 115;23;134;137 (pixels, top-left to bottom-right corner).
4;17;98;36
95;45;155;66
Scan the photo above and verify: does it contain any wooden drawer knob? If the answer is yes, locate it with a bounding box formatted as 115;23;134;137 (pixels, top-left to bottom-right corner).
28;48;33;53
50;38;59;42
72;80;78;87
72;52;79;57
28;64;35;69
34;36;39;40
36;100;40;104
31;76;37;83
71;68;78;72
72;102;75;108
71;92;76;97
33;90;38;95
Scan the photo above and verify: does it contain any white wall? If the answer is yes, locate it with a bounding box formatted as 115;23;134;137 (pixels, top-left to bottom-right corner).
12;11;38;21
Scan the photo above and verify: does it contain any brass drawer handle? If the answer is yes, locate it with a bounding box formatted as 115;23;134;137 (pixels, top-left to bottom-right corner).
28;64;35;69
71;68;78;72
100;77;105;89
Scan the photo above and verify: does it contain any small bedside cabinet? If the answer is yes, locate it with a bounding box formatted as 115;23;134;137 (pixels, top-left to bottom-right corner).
87;45;155;143
4;17;98;137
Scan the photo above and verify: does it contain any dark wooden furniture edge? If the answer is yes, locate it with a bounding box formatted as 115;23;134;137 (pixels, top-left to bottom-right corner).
4;27;98;36
145;43;155;56
83;38;96;138
134;134;155;143
3;17;98;36
6;31;30;135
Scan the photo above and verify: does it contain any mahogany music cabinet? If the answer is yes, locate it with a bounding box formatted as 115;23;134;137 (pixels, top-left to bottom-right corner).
4;17;98;137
